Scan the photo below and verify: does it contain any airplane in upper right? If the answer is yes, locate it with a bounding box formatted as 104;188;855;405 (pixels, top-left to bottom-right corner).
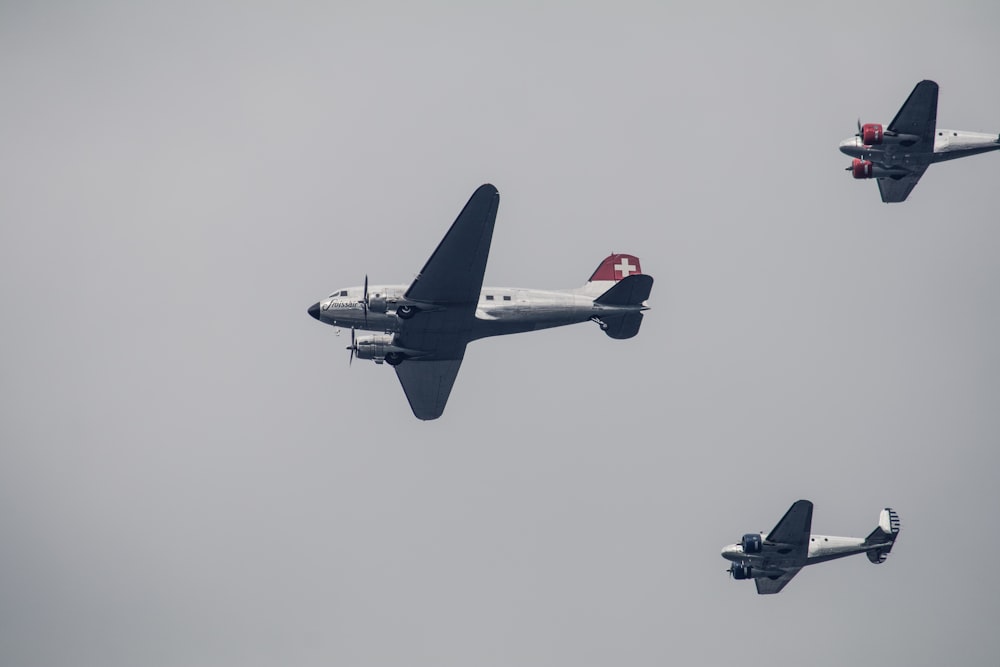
840;79;1000;203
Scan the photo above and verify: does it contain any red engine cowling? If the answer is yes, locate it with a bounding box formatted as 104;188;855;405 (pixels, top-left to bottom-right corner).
861;123;884;145
851;158;874;179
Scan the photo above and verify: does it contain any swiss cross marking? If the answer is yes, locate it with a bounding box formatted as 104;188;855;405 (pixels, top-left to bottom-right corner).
614;257;637;278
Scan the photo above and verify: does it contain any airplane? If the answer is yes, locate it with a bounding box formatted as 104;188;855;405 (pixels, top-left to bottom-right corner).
839;79;1000;202
306;184;653;420
721;499;900;595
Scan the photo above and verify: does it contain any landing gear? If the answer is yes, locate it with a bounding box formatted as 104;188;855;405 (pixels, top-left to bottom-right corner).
396;305;417;320
590;316;608;331
385;352;404;366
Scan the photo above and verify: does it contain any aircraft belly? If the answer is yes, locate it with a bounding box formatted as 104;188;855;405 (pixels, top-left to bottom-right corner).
326;312;401;333
471;306;594;339
931;142;1000;163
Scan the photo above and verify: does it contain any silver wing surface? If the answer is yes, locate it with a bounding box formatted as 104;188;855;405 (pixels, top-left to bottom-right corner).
394;184;500;420
877;166;928;203
765;499;813;557
755;567;801;595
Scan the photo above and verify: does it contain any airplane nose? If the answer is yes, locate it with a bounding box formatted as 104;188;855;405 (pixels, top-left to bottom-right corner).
308;302;321;320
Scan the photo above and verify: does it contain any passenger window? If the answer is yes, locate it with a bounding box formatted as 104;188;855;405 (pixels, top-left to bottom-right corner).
340;290;348;296
503;295;512;301
486;295;494;301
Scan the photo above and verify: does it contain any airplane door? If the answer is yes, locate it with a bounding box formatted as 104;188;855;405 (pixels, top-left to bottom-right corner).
515;290;529;314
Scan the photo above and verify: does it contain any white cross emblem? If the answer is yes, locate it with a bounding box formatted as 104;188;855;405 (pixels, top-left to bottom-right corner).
614;257;637;278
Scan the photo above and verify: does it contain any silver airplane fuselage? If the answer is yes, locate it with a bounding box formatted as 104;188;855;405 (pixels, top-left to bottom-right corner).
721;534;873;573
839;128;1000;166
314;284;647;340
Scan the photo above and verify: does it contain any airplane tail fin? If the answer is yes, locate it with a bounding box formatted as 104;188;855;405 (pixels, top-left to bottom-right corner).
576;254;645;295
864;508;900;564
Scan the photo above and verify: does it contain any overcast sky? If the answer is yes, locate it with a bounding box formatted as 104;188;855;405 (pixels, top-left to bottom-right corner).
3;2;1000;666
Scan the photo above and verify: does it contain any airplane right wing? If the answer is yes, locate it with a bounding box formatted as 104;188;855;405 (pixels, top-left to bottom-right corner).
394;354;466;421
755;567;801;595
765;499;813;557
887;79;938;147
877;166;928;203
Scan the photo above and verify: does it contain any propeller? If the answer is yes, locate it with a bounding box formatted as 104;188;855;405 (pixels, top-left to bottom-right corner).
345;327;357;366
361;275;369;328
856;117;862;135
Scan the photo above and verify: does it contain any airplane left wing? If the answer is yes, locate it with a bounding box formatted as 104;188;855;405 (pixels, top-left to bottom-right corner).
405;184;500;305
765;499;813;557
755;567;801;595
877;167;928;203
887;79;938;148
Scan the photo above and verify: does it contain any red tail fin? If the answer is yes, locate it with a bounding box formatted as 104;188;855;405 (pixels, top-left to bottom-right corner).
588;254;642;282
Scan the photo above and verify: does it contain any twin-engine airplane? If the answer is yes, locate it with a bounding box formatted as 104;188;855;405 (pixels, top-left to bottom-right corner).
721;500;900;595
840;79;1000;202
307;184;653;420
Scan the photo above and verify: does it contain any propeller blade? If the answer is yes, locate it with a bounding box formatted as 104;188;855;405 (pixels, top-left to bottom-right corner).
346;327;356;366
363;275;369;328
857;117;862;134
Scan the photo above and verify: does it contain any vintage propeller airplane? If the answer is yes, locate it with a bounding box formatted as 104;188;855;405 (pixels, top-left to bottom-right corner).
840;79;1000;202
721;500;900;595
307;184;653;420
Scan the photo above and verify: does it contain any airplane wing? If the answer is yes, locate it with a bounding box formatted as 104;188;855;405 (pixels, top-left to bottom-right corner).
765;499;813;556
887;79;938;147
877;168;928;203
755;567;801;595
404;183;500;304
393;184;500;420
395;355;465;421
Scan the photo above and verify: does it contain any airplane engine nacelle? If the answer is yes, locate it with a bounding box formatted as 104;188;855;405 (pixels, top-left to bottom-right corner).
741;533;762;554
354;334;394;363
730;562;752;580
851;158;874;179
368;294;388;314
861;123;884;145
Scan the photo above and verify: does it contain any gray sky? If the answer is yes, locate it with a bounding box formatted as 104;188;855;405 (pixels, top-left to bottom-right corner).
3;1;1000;666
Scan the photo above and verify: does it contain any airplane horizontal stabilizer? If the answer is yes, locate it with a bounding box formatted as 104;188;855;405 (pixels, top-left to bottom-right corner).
864;507;900;564
594;274;653;306
600;313;644;339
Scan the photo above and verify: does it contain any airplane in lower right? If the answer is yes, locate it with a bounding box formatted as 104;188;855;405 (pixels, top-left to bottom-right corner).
721;499;900;595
